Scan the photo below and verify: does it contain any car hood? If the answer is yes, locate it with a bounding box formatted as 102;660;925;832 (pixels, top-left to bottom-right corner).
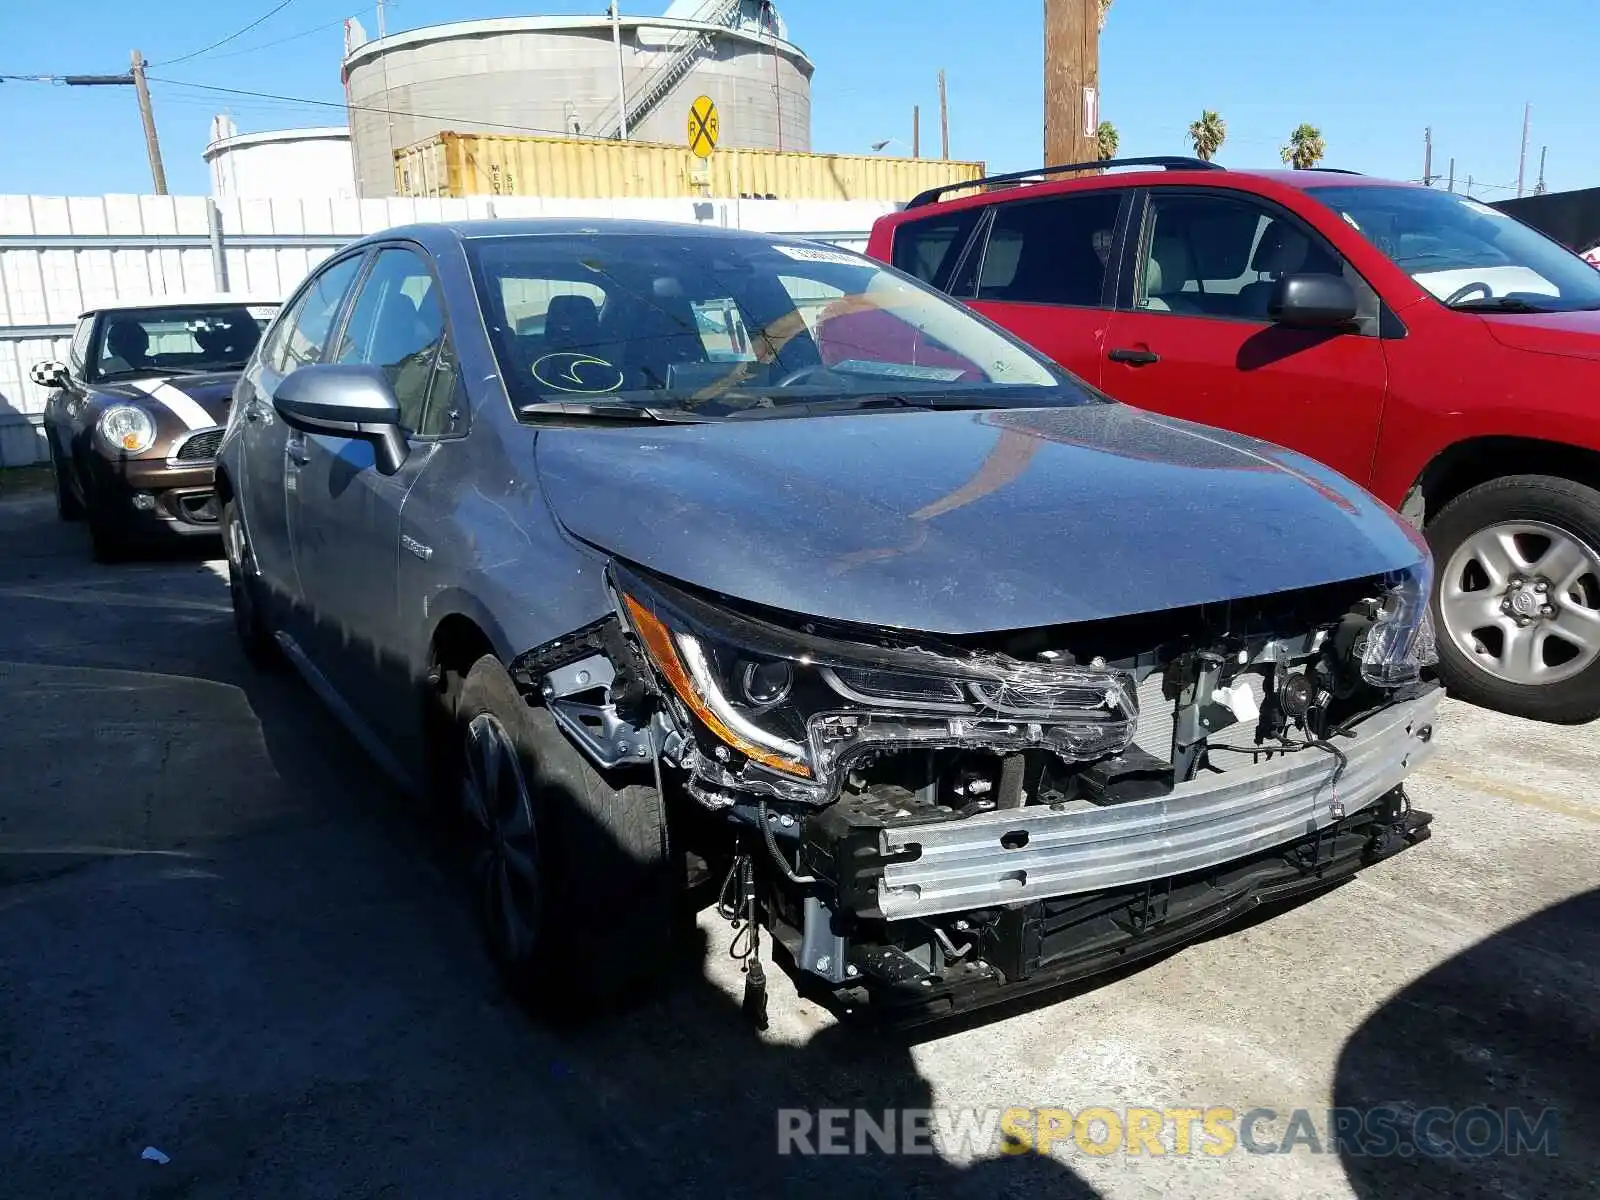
96;371;239;430
536;403;1425;635
1480;308;1600;363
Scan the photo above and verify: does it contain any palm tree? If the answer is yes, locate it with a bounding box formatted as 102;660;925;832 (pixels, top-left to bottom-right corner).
1098;0;1113;31
1280;123;1327;169
1188;110;1226;162
1097;120;1119;160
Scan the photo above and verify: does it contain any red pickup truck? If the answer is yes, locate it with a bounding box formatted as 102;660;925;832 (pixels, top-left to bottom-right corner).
867;158;1600;724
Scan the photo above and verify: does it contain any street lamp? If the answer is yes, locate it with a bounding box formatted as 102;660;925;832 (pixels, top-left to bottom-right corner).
871;137;910;154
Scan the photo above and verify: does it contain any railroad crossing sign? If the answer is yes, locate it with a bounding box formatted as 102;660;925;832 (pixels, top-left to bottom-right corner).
688;95;719;159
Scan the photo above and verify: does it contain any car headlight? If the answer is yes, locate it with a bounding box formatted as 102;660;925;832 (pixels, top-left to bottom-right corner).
98;405;156;454
1362;558;1437;686
612;565;1136;797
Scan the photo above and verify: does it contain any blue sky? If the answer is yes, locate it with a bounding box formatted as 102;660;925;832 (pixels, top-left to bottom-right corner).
1;0;1595;198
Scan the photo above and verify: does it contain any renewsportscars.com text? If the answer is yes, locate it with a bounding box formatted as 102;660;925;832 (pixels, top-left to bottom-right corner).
776;1105;1560;1159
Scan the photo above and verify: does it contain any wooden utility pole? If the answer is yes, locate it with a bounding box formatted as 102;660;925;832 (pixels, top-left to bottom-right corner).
1447;157;1455;192
937;70;949;160
912;105;921;158
1423;126;1433;186
130;51;167;195
1044;0;1098;166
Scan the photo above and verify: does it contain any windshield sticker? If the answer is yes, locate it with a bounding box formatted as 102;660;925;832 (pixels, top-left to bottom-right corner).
1461;199;1507;218
247;305;278;320
832;359;967;382
532;352;625;394
773;244;864;267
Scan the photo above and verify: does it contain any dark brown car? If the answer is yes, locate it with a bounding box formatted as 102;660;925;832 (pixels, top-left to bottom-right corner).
32;295;280;560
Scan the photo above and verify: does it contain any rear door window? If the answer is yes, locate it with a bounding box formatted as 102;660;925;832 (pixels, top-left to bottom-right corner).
890;209;983;294
974;190;1124;307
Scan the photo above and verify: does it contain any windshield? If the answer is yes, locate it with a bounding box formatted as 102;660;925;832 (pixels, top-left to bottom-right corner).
90;303;277;381
1306;185;1600;313
465;232;1087;418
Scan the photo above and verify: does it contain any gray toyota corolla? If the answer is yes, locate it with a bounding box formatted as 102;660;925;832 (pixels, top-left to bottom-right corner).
218;219;1441;1025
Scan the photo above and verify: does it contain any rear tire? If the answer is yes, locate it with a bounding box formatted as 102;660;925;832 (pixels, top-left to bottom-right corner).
448;655;681;1017
1426;473;1600;724
223;500;278;667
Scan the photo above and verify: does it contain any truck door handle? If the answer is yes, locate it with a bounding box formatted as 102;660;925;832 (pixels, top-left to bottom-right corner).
1108;347;1160;366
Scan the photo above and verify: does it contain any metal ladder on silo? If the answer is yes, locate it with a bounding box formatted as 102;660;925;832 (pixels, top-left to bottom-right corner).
594;0;745;141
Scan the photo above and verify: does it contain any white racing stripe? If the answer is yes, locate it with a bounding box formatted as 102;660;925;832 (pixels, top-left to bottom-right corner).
127;377;217;431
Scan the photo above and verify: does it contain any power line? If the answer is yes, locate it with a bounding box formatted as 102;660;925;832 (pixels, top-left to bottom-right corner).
154;0;299;67
200;11;364;63
148;75;627;141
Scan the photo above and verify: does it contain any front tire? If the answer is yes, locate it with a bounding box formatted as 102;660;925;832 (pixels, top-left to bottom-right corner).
49;436;84;521
449;655;680;1016
223;500;278;667
1427;474;1600;724
87;506;129;563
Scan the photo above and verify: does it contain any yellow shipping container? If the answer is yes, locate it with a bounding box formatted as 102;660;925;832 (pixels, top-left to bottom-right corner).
393;131;984;204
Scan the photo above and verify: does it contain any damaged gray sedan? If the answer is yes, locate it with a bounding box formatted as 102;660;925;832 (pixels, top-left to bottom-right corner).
217;220;1440;1024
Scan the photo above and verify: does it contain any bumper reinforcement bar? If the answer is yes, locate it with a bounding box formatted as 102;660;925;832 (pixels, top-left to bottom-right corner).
873;689;1441;920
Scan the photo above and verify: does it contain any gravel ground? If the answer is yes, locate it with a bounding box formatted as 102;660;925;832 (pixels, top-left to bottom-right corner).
1;489;1594;1200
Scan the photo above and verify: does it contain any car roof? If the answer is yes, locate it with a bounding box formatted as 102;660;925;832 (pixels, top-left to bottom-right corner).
80;293;283;319
347;217;824;251
889;166;1424;221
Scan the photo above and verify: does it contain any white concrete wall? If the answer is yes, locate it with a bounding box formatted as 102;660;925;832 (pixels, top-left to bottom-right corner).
0;192;891;468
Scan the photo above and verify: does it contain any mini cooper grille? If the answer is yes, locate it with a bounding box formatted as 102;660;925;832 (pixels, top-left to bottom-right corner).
174;428;224;462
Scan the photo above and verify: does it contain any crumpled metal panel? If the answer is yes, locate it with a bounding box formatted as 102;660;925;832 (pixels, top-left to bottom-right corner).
875;689;1441;920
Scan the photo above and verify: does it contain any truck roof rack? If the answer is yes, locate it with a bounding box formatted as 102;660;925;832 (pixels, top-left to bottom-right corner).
905;156;1223;210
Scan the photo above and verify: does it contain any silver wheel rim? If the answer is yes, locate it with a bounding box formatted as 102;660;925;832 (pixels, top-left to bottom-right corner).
461;712;541;963
1439;519;1600;686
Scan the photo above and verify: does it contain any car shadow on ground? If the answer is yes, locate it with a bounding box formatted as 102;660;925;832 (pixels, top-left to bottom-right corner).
0;512;1107;1199
1333;887;1599;1199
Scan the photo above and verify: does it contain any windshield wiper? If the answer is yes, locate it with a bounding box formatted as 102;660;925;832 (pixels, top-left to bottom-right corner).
517;400;715;424
1447;296;1553;313
721;393;1014;419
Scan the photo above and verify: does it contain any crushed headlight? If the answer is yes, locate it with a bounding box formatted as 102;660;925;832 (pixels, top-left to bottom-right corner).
1361;558;1438;686
97;405;156;454
612;564;1137;799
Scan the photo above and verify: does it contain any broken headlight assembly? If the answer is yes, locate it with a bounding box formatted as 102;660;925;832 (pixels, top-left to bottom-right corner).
1361;560;1438;687
609;564;1138;804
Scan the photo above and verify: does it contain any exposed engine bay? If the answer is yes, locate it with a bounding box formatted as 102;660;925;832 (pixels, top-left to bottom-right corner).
510;560;1440;1024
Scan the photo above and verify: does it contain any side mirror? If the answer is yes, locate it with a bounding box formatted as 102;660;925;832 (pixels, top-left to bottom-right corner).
29;360;70;389
272;364;409;476
1268;273;1359;329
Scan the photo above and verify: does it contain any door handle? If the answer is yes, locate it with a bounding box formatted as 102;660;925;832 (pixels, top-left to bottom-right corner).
1108;347;1161;366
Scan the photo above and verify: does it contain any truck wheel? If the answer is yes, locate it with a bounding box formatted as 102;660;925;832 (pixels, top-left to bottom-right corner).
49;440;84;521
223;500;278;667
449;654;680;1015
1427;474;1600;724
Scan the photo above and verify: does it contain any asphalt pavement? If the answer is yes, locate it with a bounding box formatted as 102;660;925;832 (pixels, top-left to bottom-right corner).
0;488;1595;1200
